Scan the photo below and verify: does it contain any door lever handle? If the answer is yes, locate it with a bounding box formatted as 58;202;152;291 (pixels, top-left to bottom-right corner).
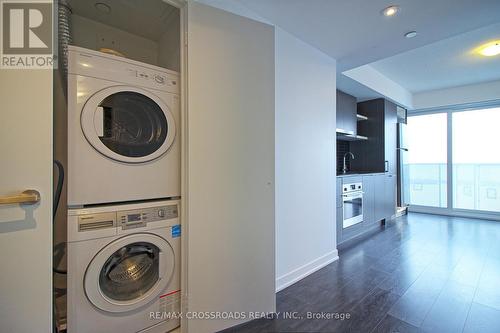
0;190;41;205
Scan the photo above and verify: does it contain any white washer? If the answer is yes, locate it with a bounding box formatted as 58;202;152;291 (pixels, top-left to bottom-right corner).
67;200;181;333
67;46;180;206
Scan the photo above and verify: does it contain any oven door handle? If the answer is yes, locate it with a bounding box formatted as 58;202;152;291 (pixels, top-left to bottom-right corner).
342;192;364;198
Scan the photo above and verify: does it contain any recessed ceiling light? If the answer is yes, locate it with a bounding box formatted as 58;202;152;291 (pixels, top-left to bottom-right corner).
382;5;400;17
404;31;418;38
478;41;500;57
95;2;111;14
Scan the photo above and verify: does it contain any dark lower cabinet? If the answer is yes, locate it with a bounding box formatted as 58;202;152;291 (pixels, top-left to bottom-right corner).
337;173;396;246
336;178;342;209
384;174;396;219
362;175;375;227
374;173;396;221
374;174;386;222
336;201;343;244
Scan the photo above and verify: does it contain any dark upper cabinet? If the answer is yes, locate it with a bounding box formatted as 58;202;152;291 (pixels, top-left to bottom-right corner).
336;90;357;135
350;98;397;174
384;101;397;175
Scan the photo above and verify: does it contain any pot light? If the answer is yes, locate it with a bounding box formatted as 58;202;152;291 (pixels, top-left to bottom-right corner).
478;41;500;57
382;5;400;17
404;31;418;39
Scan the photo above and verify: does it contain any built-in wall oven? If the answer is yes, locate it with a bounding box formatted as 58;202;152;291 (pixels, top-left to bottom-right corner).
342;182;363;228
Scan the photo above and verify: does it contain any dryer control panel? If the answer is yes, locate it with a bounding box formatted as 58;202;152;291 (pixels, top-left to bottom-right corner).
118;204;178;230
126;69;178;89
68;45;179;94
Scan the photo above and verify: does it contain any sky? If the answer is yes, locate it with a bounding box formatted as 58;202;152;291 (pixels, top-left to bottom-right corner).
406;107;500;164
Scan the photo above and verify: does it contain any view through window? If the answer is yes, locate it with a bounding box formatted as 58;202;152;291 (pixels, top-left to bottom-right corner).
404;107;500;214
452;107;500;212
404;113;447;207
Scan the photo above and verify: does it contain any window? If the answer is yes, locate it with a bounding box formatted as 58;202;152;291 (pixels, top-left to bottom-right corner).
404;105;500;216
452;107;500;212
405;113;447;207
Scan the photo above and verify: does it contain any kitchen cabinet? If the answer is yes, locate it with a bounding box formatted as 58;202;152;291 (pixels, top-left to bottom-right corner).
385;102;398;175
350;99;397;174
337;173;395;247
374;174;386;222
336;202;343;244
336;178;342;208
336;90;357;135
384;174;396;220
373;174;396;221
362;175;375;226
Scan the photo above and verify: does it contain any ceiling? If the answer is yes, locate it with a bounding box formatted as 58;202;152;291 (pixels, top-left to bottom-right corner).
69;0;500;103
237;0;500;71
67;0;178;41
336;74;384;102
369;22;500;93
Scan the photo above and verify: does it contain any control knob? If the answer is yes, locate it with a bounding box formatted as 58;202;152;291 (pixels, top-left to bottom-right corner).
154;75;165;84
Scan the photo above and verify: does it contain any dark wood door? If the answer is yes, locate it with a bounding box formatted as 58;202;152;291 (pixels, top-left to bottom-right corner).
384;100;397;175
336;90;357;135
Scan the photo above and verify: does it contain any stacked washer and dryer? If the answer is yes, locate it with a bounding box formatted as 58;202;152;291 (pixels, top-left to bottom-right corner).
66;45;181;333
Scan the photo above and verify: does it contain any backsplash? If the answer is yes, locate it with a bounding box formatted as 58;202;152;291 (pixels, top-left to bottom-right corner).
337;140;350;172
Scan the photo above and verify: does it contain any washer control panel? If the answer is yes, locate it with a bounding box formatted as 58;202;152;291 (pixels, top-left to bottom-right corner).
117;204;178;230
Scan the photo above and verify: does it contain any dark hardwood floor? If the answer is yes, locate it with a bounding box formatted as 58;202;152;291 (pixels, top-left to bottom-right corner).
225;212;500;333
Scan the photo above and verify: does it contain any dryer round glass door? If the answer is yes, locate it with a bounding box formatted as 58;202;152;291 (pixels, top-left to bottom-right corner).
84;233;175;313
81;86;176;163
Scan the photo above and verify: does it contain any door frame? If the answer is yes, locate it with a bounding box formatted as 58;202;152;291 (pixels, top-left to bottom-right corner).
161;1;189;331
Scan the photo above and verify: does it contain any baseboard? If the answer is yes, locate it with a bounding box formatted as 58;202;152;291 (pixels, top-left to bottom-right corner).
275;249;339;292
408;206;500;222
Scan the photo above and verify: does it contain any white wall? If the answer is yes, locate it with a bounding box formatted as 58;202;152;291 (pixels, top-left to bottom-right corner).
343;64;413;108
195;0;271;24
195;0;339;292
158;11;181;72
275;27;338;291
71;14;159;66
186;3;275;332
412;79;500;110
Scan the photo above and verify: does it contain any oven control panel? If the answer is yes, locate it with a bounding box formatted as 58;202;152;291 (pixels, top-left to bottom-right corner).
343;182;362;193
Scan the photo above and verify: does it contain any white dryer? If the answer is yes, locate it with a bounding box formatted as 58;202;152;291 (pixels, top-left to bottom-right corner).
67;46;180;206
67;200;181;333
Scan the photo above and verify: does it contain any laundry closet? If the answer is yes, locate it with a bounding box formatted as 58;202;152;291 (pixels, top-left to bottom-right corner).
53;1;275;333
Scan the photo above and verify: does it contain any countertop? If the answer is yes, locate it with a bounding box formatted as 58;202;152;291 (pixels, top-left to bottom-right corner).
336;171;386;178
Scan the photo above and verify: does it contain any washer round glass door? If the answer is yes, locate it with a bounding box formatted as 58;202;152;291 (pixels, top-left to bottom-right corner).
85;233;175;313
81;86;176;163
